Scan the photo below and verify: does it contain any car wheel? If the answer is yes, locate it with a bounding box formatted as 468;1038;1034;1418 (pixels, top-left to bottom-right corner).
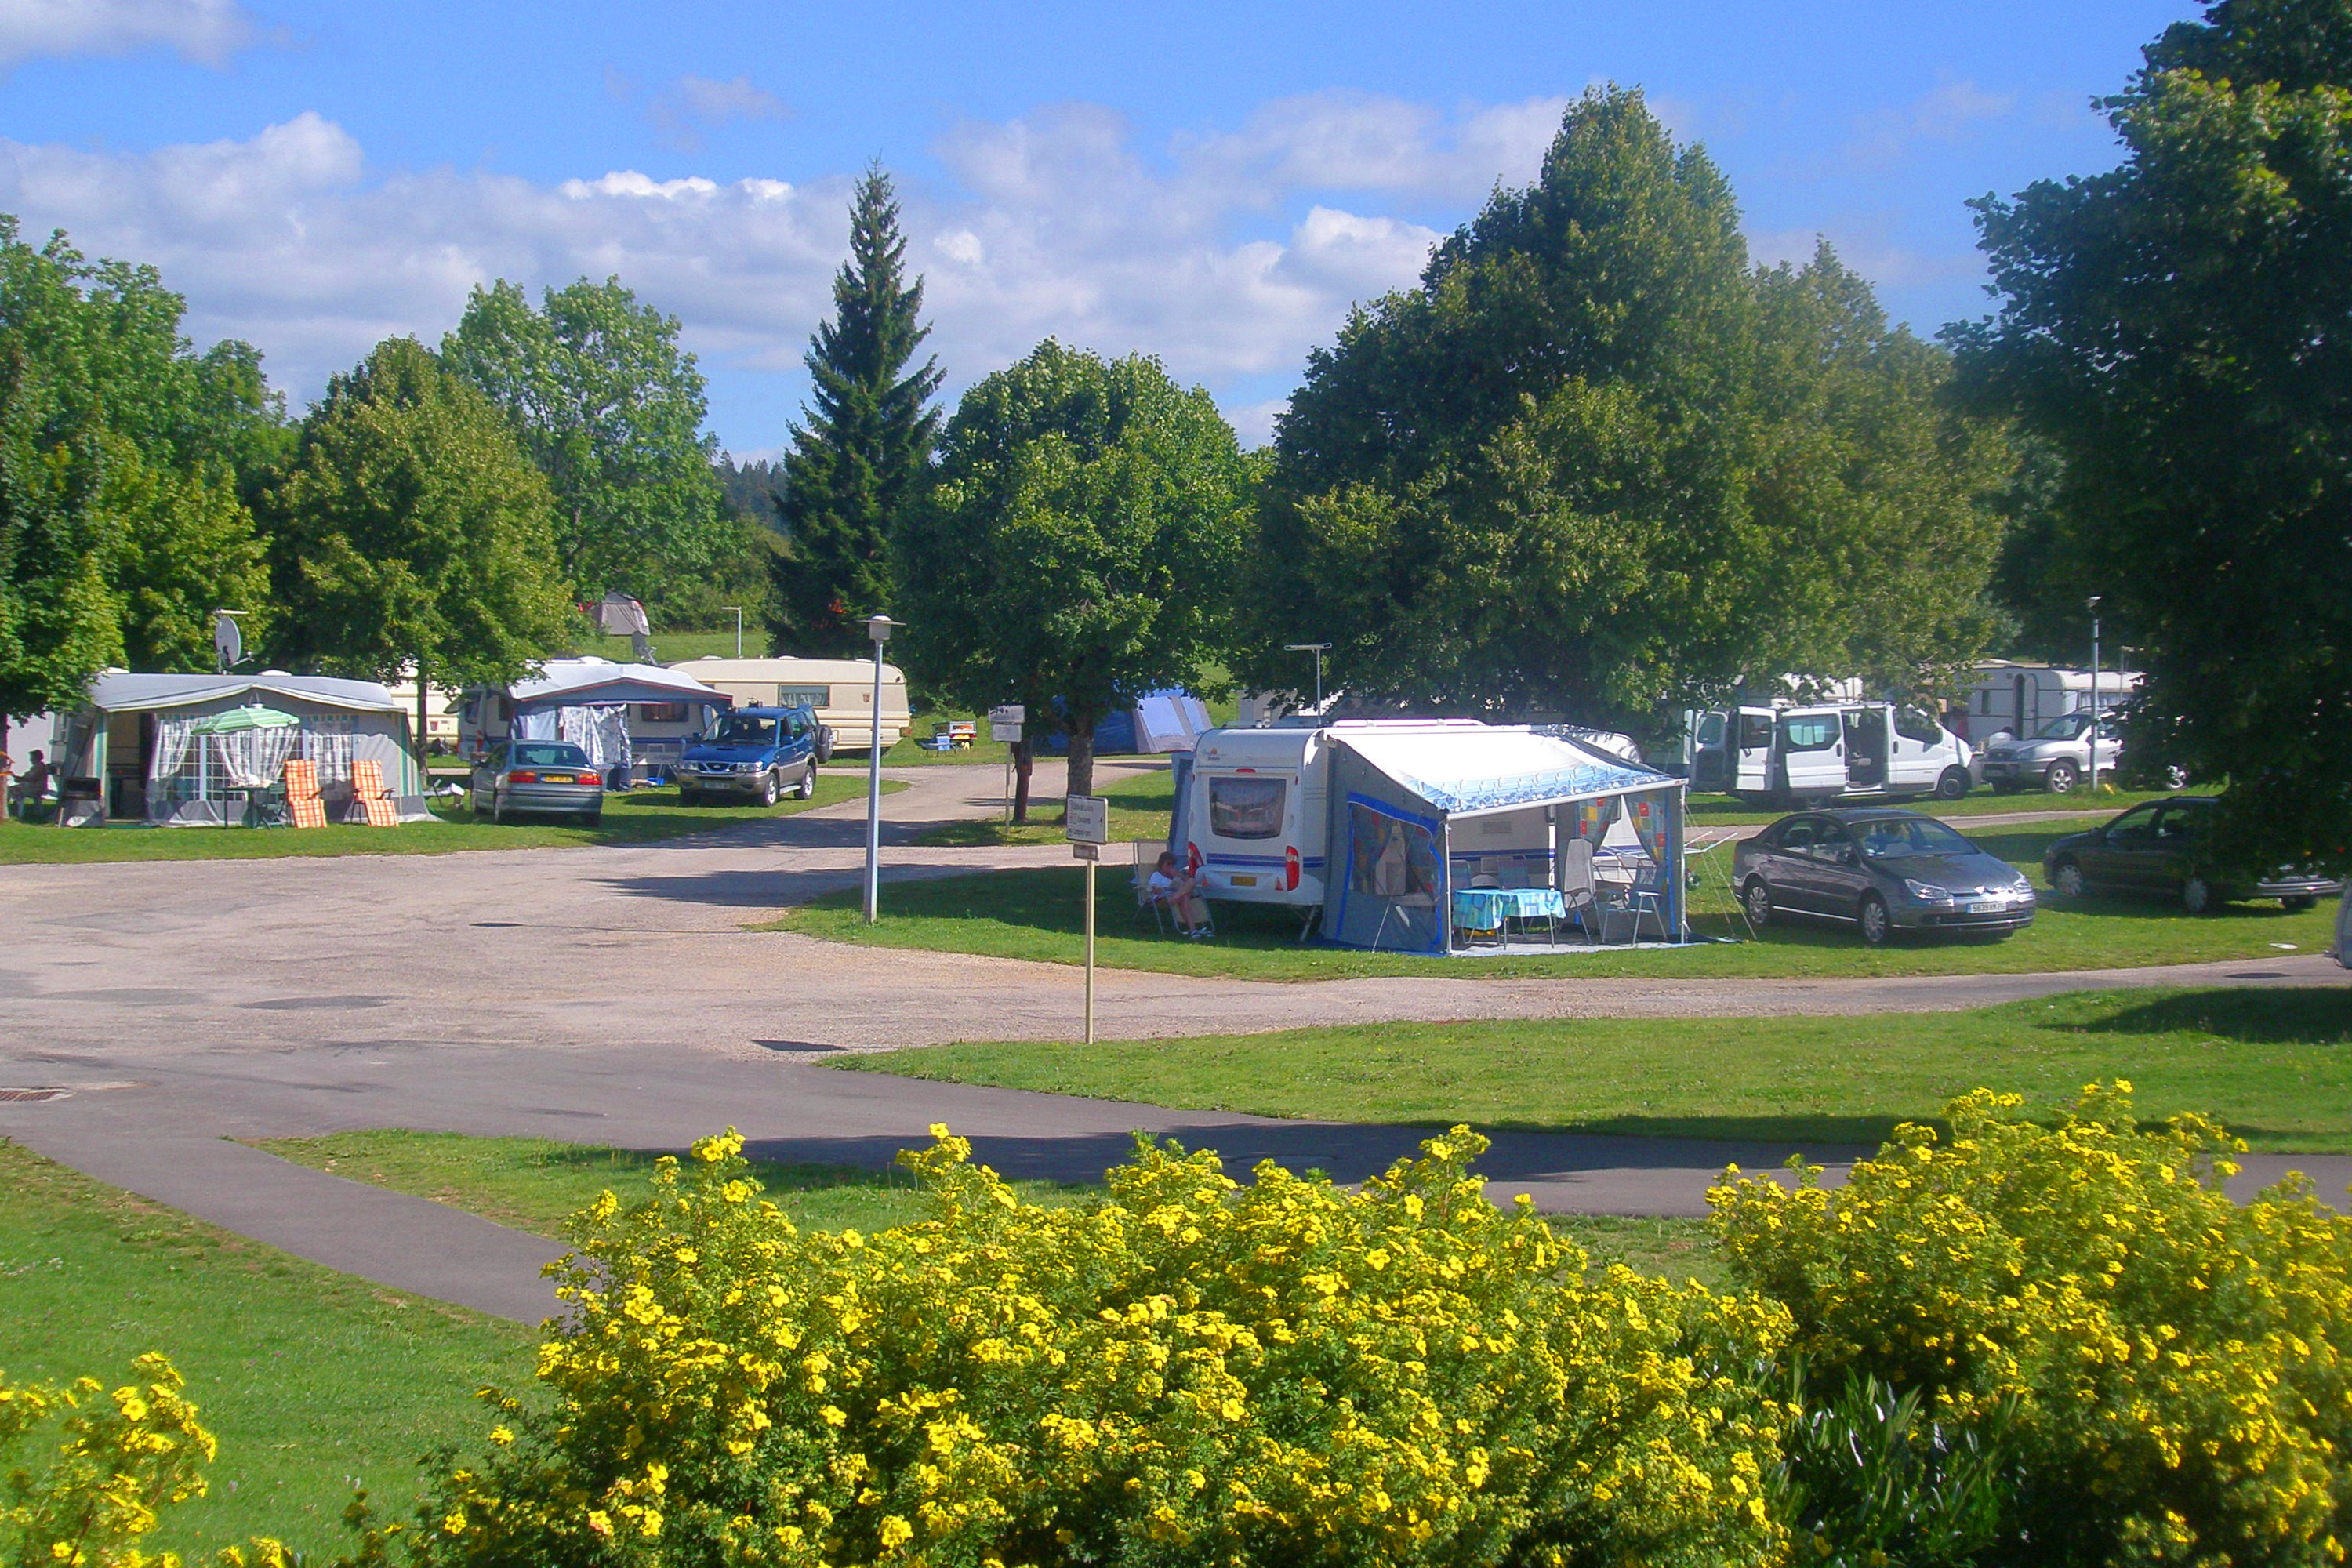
1741;879;1773;928
2182;876;2213;915
2283;895;2319;913
2045;760;2080;793
1858;893;1893;946
794;766;817;800
1935;766;1970;801
757;771;780;808
2052;858;2088;899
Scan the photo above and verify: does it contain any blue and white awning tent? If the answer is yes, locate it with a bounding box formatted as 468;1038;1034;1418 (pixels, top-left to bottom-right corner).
1321;725;1686;955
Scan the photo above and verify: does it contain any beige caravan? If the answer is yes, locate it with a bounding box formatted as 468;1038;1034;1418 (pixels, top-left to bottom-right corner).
676;658;911;753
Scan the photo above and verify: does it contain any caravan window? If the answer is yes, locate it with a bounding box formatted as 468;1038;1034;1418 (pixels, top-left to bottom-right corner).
1780;714;1841;751
1208;775;1287;839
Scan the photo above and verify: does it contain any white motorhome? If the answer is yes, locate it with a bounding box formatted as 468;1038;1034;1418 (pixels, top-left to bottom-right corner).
1960;661;2142;747
1685;700;1973;805
674;658;912;754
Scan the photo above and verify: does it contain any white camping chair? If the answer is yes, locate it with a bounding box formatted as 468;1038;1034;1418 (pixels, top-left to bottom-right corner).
1560;836;1601;943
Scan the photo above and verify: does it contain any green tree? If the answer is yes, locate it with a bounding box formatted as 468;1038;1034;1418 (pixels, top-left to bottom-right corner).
0;219;281;729
897;341;1252;812
264;338;576;756
771;165;942;655
1249;89;2005;728
1957;0;2352;870
442;276;728;610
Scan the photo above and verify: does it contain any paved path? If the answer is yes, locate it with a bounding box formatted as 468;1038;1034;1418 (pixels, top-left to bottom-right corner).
2;768;2344;1321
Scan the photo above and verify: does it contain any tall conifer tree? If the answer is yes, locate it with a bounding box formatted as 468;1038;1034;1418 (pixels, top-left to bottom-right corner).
770;166;942;653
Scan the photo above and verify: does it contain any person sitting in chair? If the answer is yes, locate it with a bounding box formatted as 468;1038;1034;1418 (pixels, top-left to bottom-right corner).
1146;850;1211;938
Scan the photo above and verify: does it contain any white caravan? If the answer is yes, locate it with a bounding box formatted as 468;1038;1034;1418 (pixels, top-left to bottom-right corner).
1959;661;2143;748
1685;701;1973;805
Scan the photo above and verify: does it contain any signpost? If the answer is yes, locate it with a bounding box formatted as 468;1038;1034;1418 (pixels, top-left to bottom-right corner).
991;706;1025;821
1065;793;1109;1044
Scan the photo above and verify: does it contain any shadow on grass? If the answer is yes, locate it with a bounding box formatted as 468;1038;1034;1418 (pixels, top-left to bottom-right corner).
2055;988;2352;1044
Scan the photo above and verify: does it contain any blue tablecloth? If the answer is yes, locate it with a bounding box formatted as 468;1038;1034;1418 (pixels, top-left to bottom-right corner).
1450;887;1569;928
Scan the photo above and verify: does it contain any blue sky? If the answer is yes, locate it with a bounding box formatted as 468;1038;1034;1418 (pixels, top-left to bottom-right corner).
0;0;2195;452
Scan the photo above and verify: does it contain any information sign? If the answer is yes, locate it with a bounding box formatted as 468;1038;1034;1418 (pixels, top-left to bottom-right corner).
988;704;1025;724
1065;794;1109;844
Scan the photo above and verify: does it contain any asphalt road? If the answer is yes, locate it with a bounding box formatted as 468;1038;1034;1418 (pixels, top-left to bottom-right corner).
2;765;2344;1320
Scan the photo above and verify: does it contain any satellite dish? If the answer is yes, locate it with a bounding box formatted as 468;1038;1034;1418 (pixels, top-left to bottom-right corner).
212;612;244;673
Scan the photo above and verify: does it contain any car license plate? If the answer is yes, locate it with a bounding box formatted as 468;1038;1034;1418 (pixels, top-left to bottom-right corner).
1962;899;2002;914
1230;873;1258;887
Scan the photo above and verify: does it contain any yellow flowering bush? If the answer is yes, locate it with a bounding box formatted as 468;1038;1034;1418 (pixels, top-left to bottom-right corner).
404;1125;1791;1568
1711;1082;2352;1567
0;1352;258;1568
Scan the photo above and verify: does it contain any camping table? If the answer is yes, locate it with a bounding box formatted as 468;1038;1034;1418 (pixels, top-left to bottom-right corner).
1450;887;1570;949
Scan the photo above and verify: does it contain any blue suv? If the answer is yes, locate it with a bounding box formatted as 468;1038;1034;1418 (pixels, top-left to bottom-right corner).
677;705;821;807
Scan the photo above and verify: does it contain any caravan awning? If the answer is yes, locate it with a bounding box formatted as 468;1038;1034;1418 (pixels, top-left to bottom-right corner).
506;660;734;712
85;672;405;716
1335;726;1675;816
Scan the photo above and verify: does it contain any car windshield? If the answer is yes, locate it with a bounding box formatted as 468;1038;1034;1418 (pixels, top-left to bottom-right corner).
2031;713;2092;740
1856;818;1976;861
511;743;590;768
712;715;778;743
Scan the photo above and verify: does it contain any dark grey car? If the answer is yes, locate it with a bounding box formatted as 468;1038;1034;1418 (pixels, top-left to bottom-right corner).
1733;808;2037;946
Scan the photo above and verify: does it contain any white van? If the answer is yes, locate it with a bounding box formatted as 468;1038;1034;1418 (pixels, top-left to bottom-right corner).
675;658;912;754
1686;702;1973;805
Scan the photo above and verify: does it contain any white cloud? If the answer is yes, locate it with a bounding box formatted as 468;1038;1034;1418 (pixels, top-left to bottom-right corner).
0;96;1552;441
644;73;789;153
0;0;257;67
1842;78;2016;170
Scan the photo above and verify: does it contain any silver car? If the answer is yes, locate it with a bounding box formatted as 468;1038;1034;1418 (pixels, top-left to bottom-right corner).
1733;808;2037;946
470;740;604;825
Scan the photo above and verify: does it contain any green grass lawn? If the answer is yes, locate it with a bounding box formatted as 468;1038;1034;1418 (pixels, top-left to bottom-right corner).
911;767;1175;848
0;775;898;864
845;987;2352;1156
773;820;2337;980
0;1139;532;1563
256;1131;1722;1288
252;1130;1089;1238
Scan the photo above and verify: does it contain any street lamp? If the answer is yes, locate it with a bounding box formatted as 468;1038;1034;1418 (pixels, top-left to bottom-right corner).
1283;642;1332;714
721;605;743;659
862;614;902;924
2086;596;2103;789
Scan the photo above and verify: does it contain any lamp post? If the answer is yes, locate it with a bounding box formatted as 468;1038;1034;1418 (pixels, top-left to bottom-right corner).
1283;642;1332;714
2086;595;2103;789
722;605;743;659
862;614;901;924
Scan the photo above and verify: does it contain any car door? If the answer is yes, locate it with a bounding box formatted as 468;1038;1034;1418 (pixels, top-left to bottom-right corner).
1754;816;1819;913
1801;820;1871;916
1733;709;1774;795
2144;800;2203;895
471;743;503;808
1889;707;1949;791
2080;803;2162;894
784;710;815;780
1777;710;1849;798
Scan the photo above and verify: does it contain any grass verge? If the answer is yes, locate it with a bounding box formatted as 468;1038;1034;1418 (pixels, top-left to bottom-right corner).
909;767;1174;848
0;1139;531;1562
770;822;2336;980
0;776;898;864
256;1130;1723;1290
842;987;2352;1155
252;1131;1090;1239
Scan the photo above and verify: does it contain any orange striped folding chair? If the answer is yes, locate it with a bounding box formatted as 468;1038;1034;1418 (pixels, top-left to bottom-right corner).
282;757;326;829
350;759;396;827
